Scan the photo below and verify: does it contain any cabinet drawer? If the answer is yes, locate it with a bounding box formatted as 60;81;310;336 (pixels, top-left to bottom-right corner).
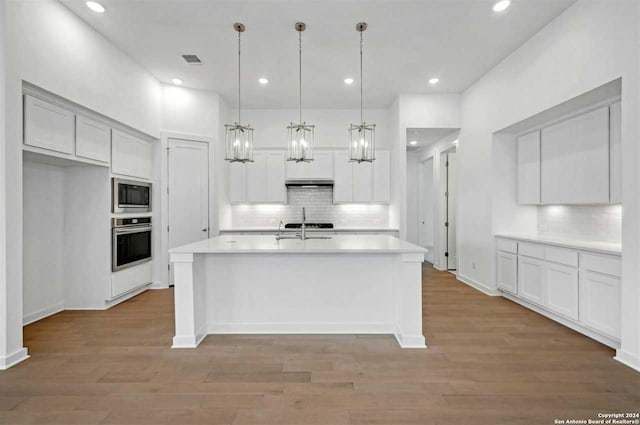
496;238;517;254
544;246;578;267
519;242;544;260
581;252;621;278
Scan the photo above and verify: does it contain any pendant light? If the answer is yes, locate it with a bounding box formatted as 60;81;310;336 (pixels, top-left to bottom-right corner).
225;23;254;163
349;22;376;163
287;22;314;162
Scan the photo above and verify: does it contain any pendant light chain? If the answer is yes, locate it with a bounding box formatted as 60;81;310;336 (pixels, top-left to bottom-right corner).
299;29;303;124
360;30;363;124
237;29;241;124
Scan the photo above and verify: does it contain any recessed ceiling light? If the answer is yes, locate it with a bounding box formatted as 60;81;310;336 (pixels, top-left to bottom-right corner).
258;78;269;85
493;0;511;12
344;78;354;85
409;140;418;146
429;77;439;85
86;1;105;13
171;78;183;85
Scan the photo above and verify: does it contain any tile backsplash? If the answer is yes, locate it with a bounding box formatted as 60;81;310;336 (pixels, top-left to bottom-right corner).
537;205;622;244
231;188;390;228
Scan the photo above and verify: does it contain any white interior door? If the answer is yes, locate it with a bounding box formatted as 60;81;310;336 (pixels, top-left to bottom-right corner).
446;152;457;270
168;139;209;281
419;158;434;262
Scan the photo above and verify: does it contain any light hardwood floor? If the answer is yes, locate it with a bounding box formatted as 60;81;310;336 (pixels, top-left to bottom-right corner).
1;264;639;424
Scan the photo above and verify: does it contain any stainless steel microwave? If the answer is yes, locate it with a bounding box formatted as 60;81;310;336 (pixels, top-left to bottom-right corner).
112;178;151;213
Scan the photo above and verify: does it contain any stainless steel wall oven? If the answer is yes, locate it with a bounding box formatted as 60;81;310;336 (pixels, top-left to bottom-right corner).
112;217;152;271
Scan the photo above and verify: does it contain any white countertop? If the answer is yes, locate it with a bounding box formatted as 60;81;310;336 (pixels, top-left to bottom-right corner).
170;234;427;255
495;233;621;255
219;227;399;233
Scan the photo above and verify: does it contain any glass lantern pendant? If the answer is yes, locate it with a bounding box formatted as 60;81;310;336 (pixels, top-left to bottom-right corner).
349;22;376;163
287;22;314;163
225;23;254;163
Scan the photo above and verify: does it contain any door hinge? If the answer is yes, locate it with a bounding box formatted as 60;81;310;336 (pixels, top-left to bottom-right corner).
445;191;449;198
168;264;171;271
167;186;169;195
445;221;449;227
445;252;449;257
446;161;449;167
167;225;170;232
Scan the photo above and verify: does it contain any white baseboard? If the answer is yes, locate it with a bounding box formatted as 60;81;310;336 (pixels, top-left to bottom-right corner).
456;273;501;296
148;282;170;290
614;349;640;372
208;322;395;334
0;348;29;370
23;303;64;326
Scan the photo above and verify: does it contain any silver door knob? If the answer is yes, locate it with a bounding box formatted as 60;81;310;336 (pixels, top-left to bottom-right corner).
202;228;208;232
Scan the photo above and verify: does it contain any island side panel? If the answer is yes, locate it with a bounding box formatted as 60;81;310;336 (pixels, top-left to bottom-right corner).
204;253;396;334
393;253;427;348
171;252;207;348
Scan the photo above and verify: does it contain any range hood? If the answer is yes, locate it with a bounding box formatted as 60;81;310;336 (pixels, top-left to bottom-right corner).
285;179;334;188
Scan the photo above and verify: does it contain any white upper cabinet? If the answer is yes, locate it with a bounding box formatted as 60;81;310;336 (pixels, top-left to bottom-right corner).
333;152;353;203
541;106;610;204
517;131;541;205
286;151;333;180
76;115;111;163
609;101;622;204
231;151;286;204
24;95;75;155
111;130;152;179
229;162;247;203
373;150;391;203
333;150;391;204
266;152;287;203
352;162;373;202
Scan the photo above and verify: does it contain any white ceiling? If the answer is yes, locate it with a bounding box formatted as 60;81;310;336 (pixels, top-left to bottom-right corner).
59;0;575;109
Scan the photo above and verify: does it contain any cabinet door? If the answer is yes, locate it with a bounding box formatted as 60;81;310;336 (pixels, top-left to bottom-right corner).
373;150;391;203
518;256;545;305
609;101;622;204
580;270;621;339
496;251;517;294
545;262;579;320
352;161;373;202
285;160;309;179
76;115;111;163
266;152;286;203
309;152;333;179
247;152;267;202
229;162;247;203
333;152;353;202
517;131;541;204
112;130;151;179
23;95;75;154
541;107;609;204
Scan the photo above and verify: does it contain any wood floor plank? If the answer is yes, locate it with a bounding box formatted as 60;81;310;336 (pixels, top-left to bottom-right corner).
0;264;637;425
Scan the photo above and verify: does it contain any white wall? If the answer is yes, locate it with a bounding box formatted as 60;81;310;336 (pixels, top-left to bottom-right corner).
406;151;419;245
162;85;220;138
22;161;64;324
1;0;162;365
0;0;8;366
459;0;640;368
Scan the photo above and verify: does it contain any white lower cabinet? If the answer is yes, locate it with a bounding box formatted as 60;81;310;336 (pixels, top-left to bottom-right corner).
496;251;517;294
545;262;579;320
580;270;621;339
497;237;621;346
518;256;545;305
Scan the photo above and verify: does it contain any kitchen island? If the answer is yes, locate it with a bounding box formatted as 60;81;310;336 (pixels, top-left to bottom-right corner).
169;235;427;349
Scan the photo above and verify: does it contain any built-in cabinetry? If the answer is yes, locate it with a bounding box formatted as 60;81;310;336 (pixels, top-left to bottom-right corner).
229;149;391;204
517;101;621;205
111;130;152;180
334;150;391;203
23;94;154;179
496;236;621;347
230;151;287;204
285;151;333;180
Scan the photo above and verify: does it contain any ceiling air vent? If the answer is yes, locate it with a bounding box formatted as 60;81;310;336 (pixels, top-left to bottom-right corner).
181;54;202;64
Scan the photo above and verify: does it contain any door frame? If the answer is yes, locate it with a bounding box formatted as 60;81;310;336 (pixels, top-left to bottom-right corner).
417;156;435;263
158;132;216;288
438;145;457;271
